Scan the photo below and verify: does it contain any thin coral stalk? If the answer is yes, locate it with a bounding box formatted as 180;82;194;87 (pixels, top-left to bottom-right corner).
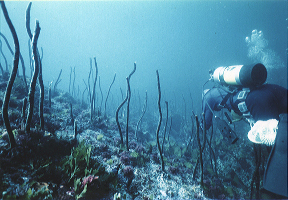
161;101;168;155
135;91;147;141
26;2;44;129
1;1;20;148
116;78;129;145
0;32;28;93
104;73;116;116
91;57;98;120
125;63;136;150
0;40;7;72
26;20;41;133
156;70;164;171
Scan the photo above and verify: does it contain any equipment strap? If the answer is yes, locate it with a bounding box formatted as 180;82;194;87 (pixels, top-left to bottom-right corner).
237;88;252;118
218;93;232;110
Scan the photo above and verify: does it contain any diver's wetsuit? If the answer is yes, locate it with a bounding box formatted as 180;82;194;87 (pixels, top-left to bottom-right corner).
202;84;288;130
202;83;288;197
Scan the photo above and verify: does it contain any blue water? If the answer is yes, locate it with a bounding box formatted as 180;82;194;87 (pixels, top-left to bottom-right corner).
0;0;286;117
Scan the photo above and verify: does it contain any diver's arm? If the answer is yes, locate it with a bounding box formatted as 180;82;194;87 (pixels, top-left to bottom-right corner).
204;105;213;130
202;88;226;130
202;97;214;130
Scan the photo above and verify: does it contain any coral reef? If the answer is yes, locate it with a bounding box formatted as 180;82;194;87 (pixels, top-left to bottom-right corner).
0;81;272;199
0;4;275;199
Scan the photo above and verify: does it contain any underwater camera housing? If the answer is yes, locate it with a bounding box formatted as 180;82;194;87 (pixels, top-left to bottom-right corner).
212;63;267;88
215;116;239;144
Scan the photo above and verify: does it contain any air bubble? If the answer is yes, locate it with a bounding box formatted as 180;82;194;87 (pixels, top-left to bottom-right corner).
245;29;283;69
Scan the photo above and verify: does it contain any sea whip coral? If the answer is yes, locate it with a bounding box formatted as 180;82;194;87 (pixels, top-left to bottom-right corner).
1;1;20;148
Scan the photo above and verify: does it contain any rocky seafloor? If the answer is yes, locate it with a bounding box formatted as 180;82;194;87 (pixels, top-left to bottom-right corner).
0;76;272;200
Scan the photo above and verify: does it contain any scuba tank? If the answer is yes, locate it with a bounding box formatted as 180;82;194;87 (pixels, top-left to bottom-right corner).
203;63;267;144
212;63;267;87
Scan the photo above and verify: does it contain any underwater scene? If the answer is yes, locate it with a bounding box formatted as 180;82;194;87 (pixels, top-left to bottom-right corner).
0;1;287;199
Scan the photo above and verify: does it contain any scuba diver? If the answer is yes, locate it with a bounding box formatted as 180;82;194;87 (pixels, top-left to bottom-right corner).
202;63;288;198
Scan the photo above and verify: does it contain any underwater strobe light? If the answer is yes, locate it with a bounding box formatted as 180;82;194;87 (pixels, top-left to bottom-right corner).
212;63;267;87
248;119;278;146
